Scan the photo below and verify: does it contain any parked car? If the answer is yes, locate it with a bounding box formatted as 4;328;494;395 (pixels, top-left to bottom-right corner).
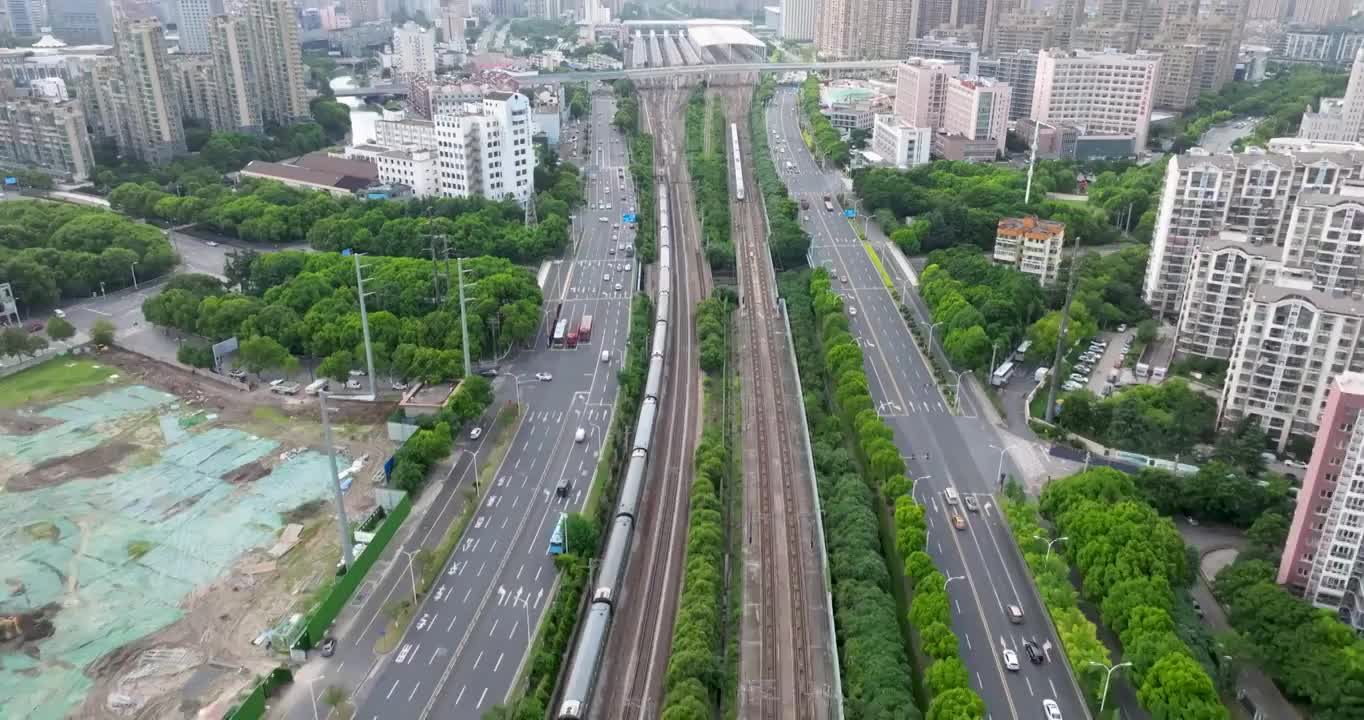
535;372;553;382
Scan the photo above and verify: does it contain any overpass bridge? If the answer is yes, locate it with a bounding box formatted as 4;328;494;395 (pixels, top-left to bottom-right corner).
329;60;898;96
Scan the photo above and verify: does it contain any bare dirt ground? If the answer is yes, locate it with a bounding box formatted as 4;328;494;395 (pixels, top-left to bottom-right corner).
10;349;398;719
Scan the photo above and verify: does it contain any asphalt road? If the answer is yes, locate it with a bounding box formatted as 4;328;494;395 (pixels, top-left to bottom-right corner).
348;94;637;720
767;86;1091;720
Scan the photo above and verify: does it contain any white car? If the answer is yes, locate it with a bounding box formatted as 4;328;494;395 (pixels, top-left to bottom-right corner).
535;372;553;382
205;240;219;247
1042;699;1062;720
469;427;483;441
614;283;623;291
1002;648;1020;671
345;379;362;389
599;216;609;222
625;263;632;271
53;309;65;318
849;306;857;317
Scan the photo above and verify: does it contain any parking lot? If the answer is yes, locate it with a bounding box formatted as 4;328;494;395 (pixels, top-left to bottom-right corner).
1054;327;1136;396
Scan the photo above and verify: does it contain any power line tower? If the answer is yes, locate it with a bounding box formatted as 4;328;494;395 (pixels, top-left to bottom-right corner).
427;229;452;306
353;252;378;398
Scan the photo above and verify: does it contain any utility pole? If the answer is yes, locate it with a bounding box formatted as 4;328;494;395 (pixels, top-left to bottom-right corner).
458;257;472;379
1044;234;1082;423
319;390;355;568
354;253;377;397
1024;120;1042;205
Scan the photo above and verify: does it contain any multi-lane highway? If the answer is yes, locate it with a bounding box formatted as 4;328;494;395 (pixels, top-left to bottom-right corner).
348;92;638;720
765;85;1091;720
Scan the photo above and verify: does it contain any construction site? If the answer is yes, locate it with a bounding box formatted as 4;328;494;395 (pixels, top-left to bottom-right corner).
0;350;393;719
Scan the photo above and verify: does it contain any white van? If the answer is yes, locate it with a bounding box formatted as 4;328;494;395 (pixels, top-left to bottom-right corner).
600;350;610;363
574;427;586;443
944;487;960;505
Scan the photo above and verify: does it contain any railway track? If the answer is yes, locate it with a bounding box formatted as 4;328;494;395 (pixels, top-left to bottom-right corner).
724;80;819;720
593;80;703;720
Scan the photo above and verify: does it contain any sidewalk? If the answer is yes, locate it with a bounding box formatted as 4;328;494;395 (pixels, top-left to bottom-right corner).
270;400;514;719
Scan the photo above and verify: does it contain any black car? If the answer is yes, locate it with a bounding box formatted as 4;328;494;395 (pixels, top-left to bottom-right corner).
478;368;499;378
320;637;337;657
1024;640;1045;665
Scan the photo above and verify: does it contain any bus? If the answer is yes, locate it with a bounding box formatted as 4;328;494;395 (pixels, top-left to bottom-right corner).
1013;340;1032;362
548;512;568;555
552;318;569;347
579;315;593;343
990;361;1016;387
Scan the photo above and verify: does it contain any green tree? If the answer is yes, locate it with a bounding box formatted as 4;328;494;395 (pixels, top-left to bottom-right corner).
177;343;215;368
91;318;116;345
925;656;969;697
926;687;986;720
45;315;75;341
238;335;293;376
1137;653;1229;720
920;621;959;660
318;349;356;381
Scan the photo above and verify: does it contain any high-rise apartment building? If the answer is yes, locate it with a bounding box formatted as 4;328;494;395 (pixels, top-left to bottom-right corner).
815;0;859;58
1247;0;1285;19
1147;145;1364;322
1052;0;1086;49
990;13;1054;57
392;21;437;80
1291;0;1352;25
894;58;960;128
435;91;536;201
114;17;186;164
246;0;310;127
1278;372;1364;630
48;0;115;44
1032;48;1159;151
209;15;258;131
994;216;1067;285
906;35;980;74
0;97;95;181
6;0;37;36
170;53;228;130
177;0;224;53
778;0;816;41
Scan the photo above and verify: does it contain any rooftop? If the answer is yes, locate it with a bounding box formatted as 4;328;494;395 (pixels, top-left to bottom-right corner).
997;215;1065;237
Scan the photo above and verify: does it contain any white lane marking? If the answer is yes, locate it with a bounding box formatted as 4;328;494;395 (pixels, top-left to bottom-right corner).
407;682;422;701
493;652;505;672
476;687;488;709
489;618;499;636
455;686;466;705
446;614;457;632
386;680;400;699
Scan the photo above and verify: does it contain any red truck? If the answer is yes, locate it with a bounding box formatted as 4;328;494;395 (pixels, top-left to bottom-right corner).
566;329;579;348
579;315;593;343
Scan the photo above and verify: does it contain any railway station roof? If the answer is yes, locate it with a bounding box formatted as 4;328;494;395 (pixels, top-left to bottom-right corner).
685;24;764;48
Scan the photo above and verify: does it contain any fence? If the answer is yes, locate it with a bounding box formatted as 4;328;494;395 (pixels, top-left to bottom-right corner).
296;493;412;649
222;666;293;720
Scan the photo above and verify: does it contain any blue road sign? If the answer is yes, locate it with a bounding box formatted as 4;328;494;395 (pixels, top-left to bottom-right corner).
622;213;637;223
3;177;16;185
844;209;856;218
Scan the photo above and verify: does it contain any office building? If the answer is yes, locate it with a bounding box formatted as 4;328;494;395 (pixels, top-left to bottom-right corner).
894;57;959;128
778;0;815;40
1301;50;1364;144
941;75;1010;156
6;0;37;36
871;113;932;169
435;91;536;201
113;17;186;164
994;49;1039;120
176;0;223;53
993;216;1066;285
1032;48;1159;152
0;96;94;181
1278;372;1364;630
1052;0;1086;49
392;21;436;81
48;0;115;44
906;36;979;74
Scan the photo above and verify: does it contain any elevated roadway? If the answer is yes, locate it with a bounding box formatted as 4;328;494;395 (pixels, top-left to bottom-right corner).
330;60;898;97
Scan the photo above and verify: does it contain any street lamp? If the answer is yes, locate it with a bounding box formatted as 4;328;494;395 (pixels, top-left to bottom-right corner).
1032;534;1069;561
924;320;944;351
990;442;1024;489
951;370;970;413
1088;661;1132;712
398;547;420;605
130;261;139;290
944;574;965;592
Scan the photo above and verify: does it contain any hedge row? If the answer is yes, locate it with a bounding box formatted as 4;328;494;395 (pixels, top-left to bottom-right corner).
796;270;922;720
809;269;986;719
506;555;591;720
1032;468;1228;719
798;76;849;168
660;430;730;715
684;86;735;271
388;375;494;493
612;79;659;263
